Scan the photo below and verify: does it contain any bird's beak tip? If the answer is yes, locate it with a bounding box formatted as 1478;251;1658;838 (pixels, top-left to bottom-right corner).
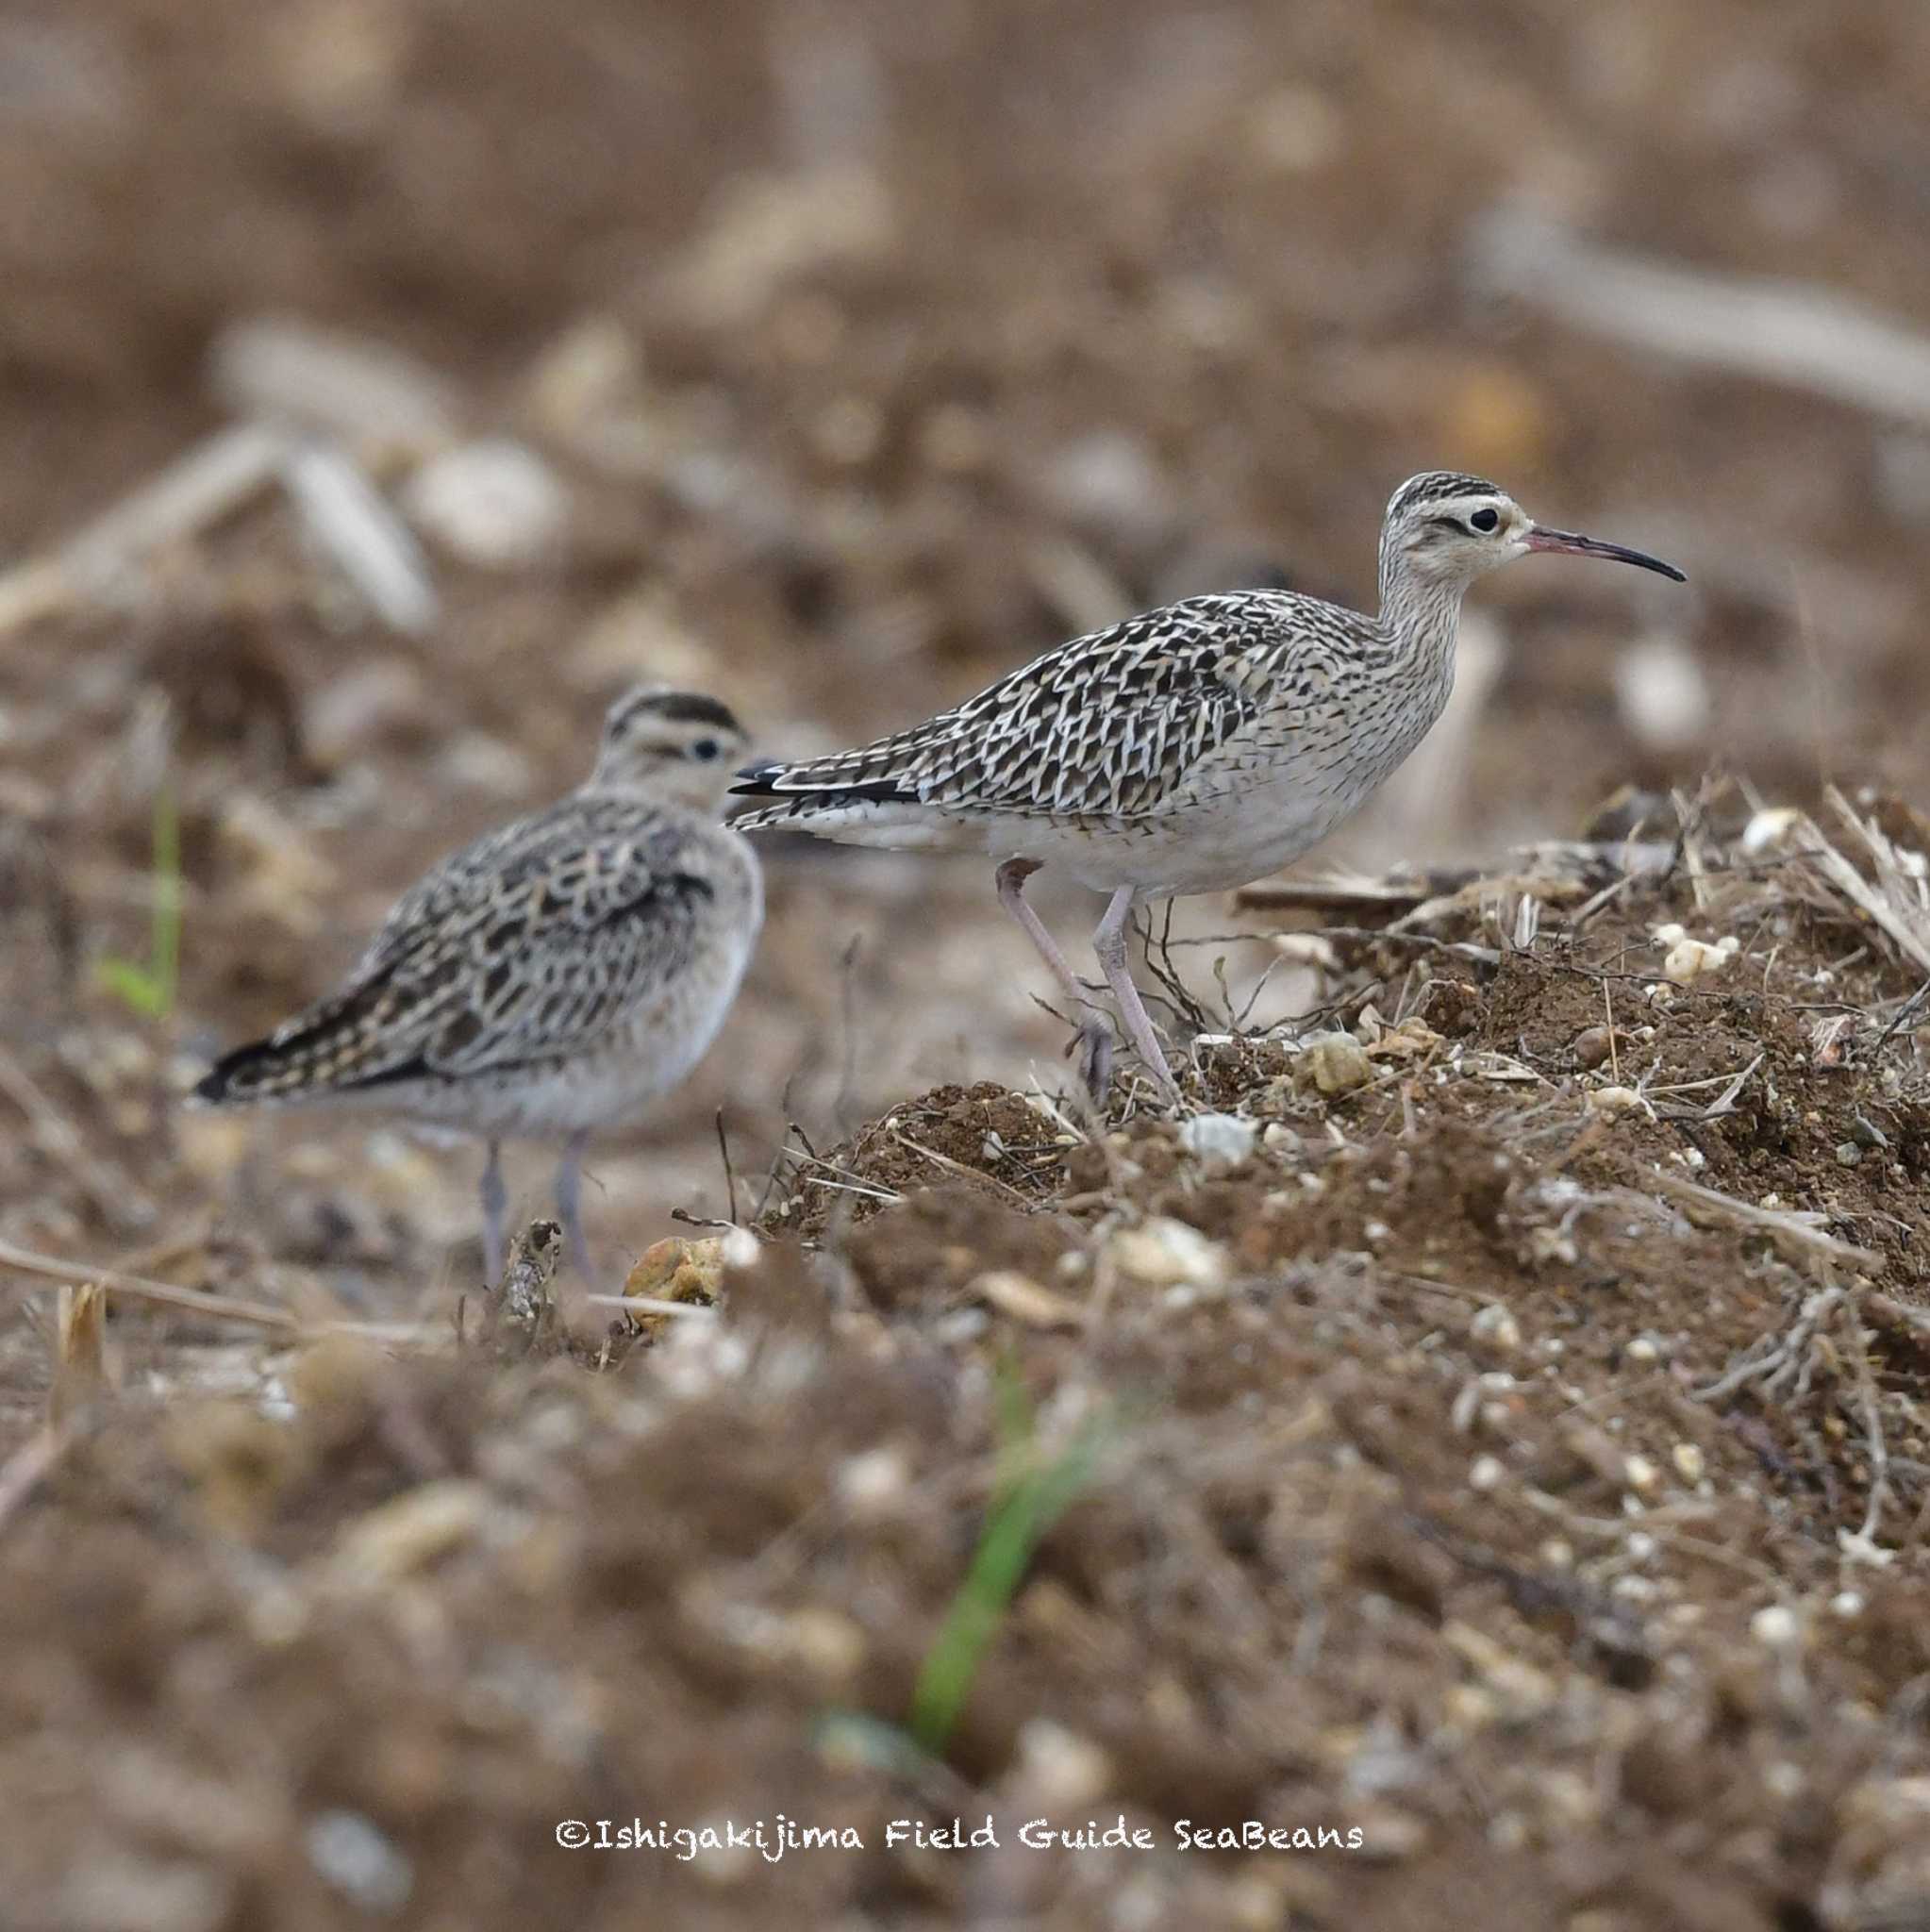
1525;524;1687;584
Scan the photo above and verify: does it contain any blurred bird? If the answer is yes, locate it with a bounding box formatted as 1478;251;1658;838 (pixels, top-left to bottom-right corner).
733;473;1684;1103
194;687;763;1285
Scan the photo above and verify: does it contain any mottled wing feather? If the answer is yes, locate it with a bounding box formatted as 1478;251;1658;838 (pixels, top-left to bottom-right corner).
204;799;708;1101
739;593;1318;822
343;817;540;985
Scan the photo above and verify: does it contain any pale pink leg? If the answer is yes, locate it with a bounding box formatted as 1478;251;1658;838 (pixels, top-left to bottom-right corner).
995;858;1115;1098
1091;886;1182;1106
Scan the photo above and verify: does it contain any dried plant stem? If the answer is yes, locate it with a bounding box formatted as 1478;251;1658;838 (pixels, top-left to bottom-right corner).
0;1240;298;1330
1647;1170;1878;1274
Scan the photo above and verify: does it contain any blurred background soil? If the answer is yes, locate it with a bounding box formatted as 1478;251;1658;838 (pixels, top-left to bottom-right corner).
5;1;1930;1926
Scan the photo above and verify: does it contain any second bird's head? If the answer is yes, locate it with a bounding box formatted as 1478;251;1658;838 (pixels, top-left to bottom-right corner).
591;686;751;808
1383;471;1687;591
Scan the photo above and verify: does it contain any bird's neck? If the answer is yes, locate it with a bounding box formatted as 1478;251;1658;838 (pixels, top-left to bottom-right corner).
1374;556;1466;675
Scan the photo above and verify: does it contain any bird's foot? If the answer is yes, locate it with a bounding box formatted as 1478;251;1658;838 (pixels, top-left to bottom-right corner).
1066;1014;1116;1104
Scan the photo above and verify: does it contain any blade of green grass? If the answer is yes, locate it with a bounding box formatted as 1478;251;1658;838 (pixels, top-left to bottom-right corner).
94;779;181;1021
909;1372;1107;1753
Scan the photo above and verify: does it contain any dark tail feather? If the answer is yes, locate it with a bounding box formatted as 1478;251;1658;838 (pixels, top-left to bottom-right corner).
729;758;787;797
192;1035;299;1105
728;761;916;808
193;991;428;1104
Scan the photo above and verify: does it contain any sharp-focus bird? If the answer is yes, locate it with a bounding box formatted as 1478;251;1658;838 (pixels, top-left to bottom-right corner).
194;687;764;1284
731;473;1684;1103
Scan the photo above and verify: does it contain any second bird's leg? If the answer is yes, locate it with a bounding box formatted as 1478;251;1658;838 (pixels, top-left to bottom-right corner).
1091;887;1182;1106
555;1129;594;1281
479;1139;507;1291
995;858;1114;1098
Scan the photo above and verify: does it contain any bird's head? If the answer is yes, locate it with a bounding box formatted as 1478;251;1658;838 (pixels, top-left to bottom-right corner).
590;686;751;809
1381;471;1686;592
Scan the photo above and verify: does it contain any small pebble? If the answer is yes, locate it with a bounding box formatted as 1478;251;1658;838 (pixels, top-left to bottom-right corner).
1572;1024;1615;1070
1661;934;1740;985
405;439;570;569
1471;1304;1522;1353
1469;1455;1505;1492
1740;807;1803;855
1180;1112;1258;1168
307;1811;412;1916
1671;1442;1705;1483
1615;633;1708;753
1293;1032;1373;1096
1110;1218;1229;1292
1012;1720;1113;1810
835;1446;907;1515
1751;1604;1800;1647
1835;1141;1862;1168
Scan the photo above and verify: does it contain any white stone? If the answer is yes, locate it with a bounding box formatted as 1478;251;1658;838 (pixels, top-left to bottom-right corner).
1615;633;1709;753
1110;1218;1229;1292
405;440;571;569
1180;1112;1258;1168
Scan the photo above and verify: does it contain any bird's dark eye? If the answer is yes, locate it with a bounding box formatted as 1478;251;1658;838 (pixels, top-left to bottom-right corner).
1469;507;1500;533
690;738;722;762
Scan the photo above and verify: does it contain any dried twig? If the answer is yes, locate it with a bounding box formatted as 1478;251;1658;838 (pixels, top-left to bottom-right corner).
1137;903;1217;1039
1315;926;1502;967
886;1130;1040;1208
1799;790;1930;977
1471;207;1930;426
1649;1053;1764;1123
283;441;438;634
583;1292;720;1319
208;315;458;451
0;1239;298;1330
49;1283;109;1430
1233;872;1440;915
1647;1171;1878;1274
1698;1286;1847;1403
0;423;291;635
1873;976;1930;1051
714;1109;741;1228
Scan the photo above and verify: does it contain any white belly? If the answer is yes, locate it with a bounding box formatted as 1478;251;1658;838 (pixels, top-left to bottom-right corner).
967;777;1360;897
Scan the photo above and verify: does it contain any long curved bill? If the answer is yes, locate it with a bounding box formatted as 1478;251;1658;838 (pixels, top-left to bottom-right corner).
1525;525;1686;582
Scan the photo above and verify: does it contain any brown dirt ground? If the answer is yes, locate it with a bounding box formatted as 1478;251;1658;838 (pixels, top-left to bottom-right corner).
8;2;1930;1927
10;807;1930;1929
